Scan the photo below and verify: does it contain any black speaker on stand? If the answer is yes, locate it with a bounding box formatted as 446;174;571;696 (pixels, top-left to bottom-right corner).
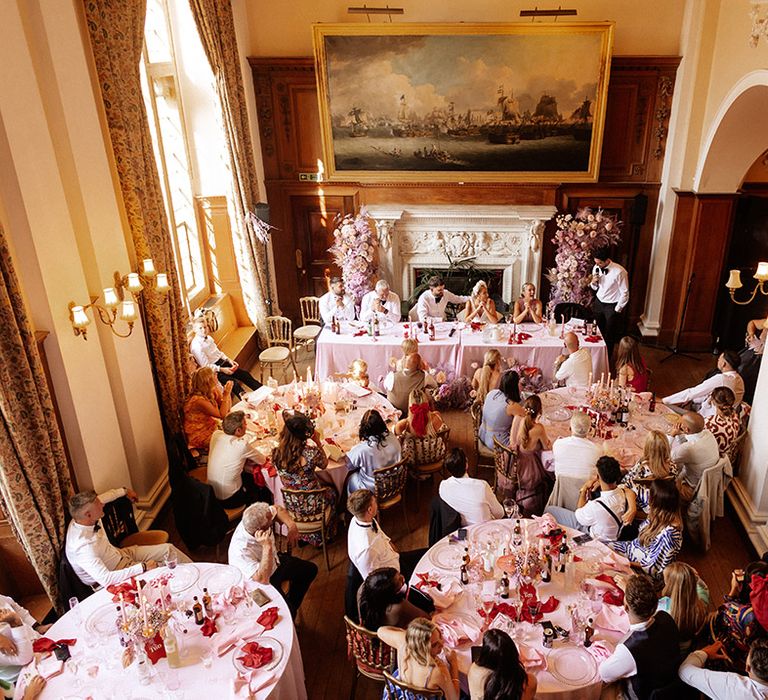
661;271;699;363
254;202;274;316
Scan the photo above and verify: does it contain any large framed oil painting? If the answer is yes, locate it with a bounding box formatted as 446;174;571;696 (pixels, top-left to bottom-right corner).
313;22;614;183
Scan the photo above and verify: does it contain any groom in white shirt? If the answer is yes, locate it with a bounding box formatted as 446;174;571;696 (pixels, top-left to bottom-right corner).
590;246;629;356
416;276;469;322
439;448;503;526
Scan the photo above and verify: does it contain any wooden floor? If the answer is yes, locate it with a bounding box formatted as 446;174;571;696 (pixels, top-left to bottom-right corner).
158;342;757;700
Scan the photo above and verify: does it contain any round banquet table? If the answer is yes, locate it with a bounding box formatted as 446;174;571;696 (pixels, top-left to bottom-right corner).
539;386;679;469
409;518;633;700
14;563;306;700
234;382;400;506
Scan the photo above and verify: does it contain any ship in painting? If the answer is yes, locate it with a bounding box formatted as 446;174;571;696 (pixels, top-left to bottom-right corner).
485;85;522;144
348;106;368;137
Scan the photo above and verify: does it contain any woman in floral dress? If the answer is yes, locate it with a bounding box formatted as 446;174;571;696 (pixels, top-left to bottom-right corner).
271;412;336;546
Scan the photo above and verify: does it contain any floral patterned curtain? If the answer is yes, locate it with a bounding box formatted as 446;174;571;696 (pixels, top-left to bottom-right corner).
83;0;190;433
0;225;73;609
187;0;272;335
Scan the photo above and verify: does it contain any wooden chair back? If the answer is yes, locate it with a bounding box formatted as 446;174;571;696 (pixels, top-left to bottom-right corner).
493;437;519;491
373;458;408;505
383;671;445;699
401;427;450;467
281;487;327;526
300;296;322;326
266;316;293;349
343;616;395;681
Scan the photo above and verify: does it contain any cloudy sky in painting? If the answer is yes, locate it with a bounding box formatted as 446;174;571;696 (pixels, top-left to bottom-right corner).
324;33;603;119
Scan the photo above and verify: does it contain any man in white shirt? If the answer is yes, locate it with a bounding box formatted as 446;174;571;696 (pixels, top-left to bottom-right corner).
360;279;401;324
598;574;680;697
663;350;745;417
552;412;602;480
228;502;317;618
589;246;629;355
207;411;269;507
319;276;356;325
189;317;261;397
439;448;503;526
669;411;720;489
65;488;190;589
546;456;633;542
554;332;593;387
679;638;768;699
416;276;469;322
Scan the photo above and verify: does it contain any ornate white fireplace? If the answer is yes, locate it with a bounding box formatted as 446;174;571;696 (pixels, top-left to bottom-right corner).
366;204;557;303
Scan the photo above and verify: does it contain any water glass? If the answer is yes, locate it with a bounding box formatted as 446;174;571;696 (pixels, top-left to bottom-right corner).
68;597;82;625
164;550;178;570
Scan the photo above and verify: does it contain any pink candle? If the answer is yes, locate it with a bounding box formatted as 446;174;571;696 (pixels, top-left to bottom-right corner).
119;594;127;623
141;595;148;628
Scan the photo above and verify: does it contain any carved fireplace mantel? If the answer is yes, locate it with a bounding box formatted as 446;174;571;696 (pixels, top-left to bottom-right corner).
366;204;557;303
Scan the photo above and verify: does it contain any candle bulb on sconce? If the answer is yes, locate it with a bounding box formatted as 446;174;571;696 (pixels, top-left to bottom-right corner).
102;287;119;309
126;273;143;294
120;300;138;324
141;258;156;277
69;304;91;338
155;273;170;293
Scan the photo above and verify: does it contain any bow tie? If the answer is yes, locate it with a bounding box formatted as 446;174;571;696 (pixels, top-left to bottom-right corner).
598;266;609;274
93;522;101;533
358;519;379;533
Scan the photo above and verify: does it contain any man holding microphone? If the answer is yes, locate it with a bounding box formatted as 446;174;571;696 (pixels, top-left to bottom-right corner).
590;246;629;358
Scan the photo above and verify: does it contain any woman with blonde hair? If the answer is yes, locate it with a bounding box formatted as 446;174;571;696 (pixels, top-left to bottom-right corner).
705;386;741;456
657;562;710;653
463;280;501;324
615;336;649;393
512;282;543;324
622;430;679;511
395;388;444;438
509;395;553;515
472;349;503;404
183;367;233;449
378;618;460;700
394;337;422;372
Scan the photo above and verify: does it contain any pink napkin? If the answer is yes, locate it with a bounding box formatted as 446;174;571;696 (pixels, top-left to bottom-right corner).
518;643;547;670
432;612;482;646
594;605;630;634
585;640;612;663
412;574;462;610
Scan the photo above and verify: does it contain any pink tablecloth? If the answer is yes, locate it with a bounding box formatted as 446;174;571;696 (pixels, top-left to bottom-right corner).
314;321;460;388
456;323;609;382
14;564;305;699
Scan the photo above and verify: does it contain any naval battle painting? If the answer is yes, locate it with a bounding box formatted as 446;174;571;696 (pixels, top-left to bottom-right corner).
313;22;614;182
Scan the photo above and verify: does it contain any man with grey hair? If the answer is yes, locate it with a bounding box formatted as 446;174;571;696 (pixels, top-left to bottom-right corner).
319;276;356;325
669;411;719;490
552;411;601;481
207;411;270;507
65;487;190;589
360;279;401;323
228;502;316;617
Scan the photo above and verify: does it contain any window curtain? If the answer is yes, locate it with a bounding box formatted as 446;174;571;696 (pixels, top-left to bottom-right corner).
187;0;272;336
83;0;190;433
0;225;73;609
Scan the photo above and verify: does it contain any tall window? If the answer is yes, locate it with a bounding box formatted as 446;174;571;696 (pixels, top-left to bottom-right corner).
141;0;208;311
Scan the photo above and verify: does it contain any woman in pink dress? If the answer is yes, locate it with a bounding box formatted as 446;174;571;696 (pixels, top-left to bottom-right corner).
509;395;553;516
616;336;649;393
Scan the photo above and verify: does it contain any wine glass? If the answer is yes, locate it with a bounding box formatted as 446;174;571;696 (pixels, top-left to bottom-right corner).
480;593;495;627
68;597;81;625
503;498;520;520
164;550;178;570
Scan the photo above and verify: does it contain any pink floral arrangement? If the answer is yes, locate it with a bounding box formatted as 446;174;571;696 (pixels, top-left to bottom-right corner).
428;365;474;410
505;358;550;396
546;208;621;309
328;208;378;307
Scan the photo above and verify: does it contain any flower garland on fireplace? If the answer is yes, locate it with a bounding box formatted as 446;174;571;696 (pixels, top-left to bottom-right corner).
328;208;378;307
546;208;622;309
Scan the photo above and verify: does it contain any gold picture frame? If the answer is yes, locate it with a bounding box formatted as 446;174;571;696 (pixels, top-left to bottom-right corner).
313;22;614;183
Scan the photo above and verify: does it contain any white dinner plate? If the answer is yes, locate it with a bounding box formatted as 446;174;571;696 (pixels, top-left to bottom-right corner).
427;541;465;570
546;408;572;422
232;636;283;673
540;393;564;408
168;563;200;593
547;645;597;686
470;520;509;544
198;565;243;594
85;603;117;637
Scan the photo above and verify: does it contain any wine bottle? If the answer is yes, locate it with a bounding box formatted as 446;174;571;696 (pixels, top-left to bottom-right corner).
460;563;469;585
428;318;436;341
192;596;204;625
202;588;212;617
373;315;380;337
163;626;181;669
649;392;656;413
499;572;510;599
512;519;523;547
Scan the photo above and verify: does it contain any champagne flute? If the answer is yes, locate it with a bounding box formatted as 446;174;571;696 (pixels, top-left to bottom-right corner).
481;593;495;627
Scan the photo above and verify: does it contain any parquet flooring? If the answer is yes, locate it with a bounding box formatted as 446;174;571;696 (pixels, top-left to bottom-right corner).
157;341;756;700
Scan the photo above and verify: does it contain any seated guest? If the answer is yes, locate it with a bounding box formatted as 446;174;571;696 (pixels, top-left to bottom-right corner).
189;317;261;398
552;411;602;481
510;395;553;515
439;448;504;526
616;336;650;393
669;411;720;490
462;280;501;324
395;388;444;437
207;411;270;507
546;456;635;542
357;567;423;631
348;358;370;389
0;595;38;692
384;353;437;417
740;318;766;405
511;281;544;325
228;502;317;617
622;430;680;512
679;638;768;699
346;409;402;493
416;275;469;323
65;489;190;588
609;479;683;582
598;573;680;697
468;629;537;700
183;367;232;450
319;276;356;325
657;562;710;655
478;370;526;450
708;560;768;672
360;279;401;324
705;386;741;457
272;412;336;546
394;337;420;372
663;350;744;417
378;618;459;700
472;349;503;405
554;332;593;387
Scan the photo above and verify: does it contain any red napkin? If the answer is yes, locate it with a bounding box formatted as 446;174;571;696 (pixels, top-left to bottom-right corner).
324;437;338;446
539;595;559;613
414;573;442;591
257;606;279;630
470;322;484;332
478;602;518;622
237;642;273;669
353;329;367;337
596;574;625;606
33;638;76;653
585;335;602;343
144;633;167;664
201;616;218;638
107;578;138;606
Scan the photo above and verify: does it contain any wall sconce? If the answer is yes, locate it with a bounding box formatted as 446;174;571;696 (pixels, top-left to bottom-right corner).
725;262;768;304
68;258;169;340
